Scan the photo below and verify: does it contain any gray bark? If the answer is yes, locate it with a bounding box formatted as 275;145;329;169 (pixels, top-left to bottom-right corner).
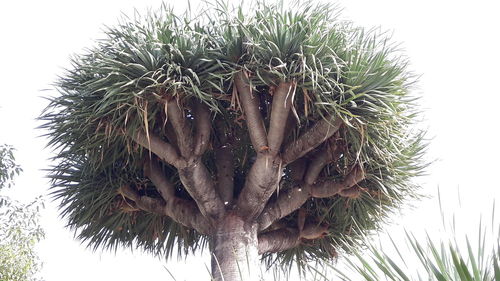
211;212;261;281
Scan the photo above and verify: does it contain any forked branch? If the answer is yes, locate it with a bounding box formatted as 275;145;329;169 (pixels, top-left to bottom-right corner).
118;185;212;234
258;184;311;231
259;165;365;231
178;159;226;221
236;153;282;220
234;79;297;221
131;99;224;222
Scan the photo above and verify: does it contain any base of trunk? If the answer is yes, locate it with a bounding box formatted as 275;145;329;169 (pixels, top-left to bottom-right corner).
211;212;261;281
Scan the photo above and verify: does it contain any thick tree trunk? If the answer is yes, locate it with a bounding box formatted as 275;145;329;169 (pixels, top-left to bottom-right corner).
211;212;261;281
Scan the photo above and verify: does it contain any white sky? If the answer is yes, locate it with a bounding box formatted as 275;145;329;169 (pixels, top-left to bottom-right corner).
0;0;499;280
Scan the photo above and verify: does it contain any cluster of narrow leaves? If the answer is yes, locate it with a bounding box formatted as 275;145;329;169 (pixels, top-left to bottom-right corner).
0;145;22;192
0;145;44;281
0;197;45;281
39;0;426;269
332;229;500;281
330;203;500;281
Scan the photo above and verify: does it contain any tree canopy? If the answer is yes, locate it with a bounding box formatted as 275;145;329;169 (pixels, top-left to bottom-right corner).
0;145;22;192
40;0;426;276
0;145;44;281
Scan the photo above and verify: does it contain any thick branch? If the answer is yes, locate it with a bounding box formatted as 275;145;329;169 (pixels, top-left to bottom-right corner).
267;82;294;155
259;165;365;231
283;112;298;143
144;160;175;200
236;153;282;220
134;130;224;220
238;120;339;223
234;78;295;220
178;159;225;221
163;121;180;153
146;98;224;220
168;101;225;220
258;228;299;254
167;98;193;158
213;119;234;205
131;130;183;167
132;98;224;223
118;184;163;214
143;160;216;232
258;184;310;231
258;143;340;231
282;117;343;165
193;102;211;156
215;144;234;205
311;165;365;198
339;186;362;198
303;143;342;185
289;158;307;181
166;197;213;235
118;185;212;234
300;222;329;240
234;71;268;151
257;223;329;254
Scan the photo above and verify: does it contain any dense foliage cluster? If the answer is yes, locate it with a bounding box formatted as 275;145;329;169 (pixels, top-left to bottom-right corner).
0;145;44;281
0;145;22;192
0;198;45;281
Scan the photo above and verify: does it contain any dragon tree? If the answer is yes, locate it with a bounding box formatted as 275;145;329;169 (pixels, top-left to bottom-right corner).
40;1;426;280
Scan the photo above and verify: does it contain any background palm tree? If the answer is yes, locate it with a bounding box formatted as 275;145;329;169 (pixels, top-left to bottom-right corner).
332;194;500;281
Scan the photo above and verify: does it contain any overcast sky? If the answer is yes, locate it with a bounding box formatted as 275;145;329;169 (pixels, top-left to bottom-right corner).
0;0;499;280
